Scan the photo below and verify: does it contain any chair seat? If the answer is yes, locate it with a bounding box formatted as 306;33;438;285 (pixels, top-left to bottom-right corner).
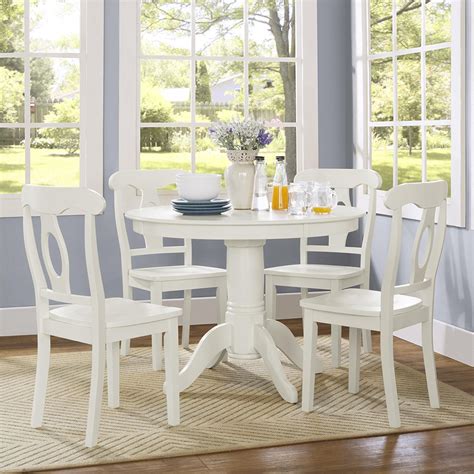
265;264;364;280
49;298;181;328
300;288;423;317
130;265;226;282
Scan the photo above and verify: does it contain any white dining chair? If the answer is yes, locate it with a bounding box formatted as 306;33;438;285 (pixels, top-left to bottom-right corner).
265;169;381;367
109;169;227;368
300;181;448;428
22;185;182;447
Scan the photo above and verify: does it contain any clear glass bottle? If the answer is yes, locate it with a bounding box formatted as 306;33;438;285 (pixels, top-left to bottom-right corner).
271;155;288;210
251;156;269;211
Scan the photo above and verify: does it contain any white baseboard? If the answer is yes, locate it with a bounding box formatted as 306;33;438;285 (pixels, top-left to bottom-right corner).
394;320;474;367
2;296;471;367
0;293;302;337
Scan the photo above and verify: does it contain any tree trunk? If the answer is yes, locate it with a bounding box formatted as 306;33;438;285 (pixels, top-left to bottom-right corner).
268;1;297;181
282;65;296;181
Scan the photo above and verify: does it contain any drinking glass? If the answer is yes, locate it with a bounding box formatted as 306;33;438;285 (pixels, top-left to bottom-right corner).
311;182;338;214
289;182;309;215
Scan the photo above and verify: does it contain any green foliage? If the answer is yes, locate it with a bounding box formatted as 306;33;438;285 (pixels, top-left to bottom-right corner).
169;130;189;153
141;59;189;89
0;66;23;123
141;79;175;151
400;126;420;154
196;62;211;103
370;0;451;156
216;109;243;122
33;98;80;155
0;0;24;53
30;58;55;101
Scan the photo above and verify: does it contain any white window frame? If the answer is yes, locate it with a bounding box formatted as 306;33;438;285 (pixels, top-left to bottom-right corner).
470;1;474;230
352;0;466;227
119;0;318;185
0;0;104;218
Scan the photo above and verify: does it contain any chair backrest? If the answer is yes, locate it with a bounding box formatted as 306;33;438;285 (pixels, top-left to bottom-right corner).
108;169;190;296
22;185;106;331
382;181;448;318
294;168;382;273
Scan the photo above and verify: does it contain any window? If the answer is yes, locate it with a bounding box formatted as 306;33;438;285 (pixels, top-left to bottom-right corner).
0;0;104;217
352;0;465;226
119;0;318;185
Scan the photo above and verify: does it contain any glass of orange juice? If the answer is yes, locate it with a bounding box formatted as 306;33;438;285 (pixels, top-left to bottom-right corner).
311;182;337;214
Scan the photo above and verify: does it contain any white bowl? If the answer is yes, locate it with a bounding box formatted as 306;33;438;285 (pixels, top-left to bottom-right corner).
176;173;221;201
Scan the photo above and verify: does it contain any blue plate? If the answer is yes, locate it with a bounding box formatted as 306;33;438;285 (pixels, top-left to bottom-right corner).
173;206;232;215
172;198;230;206
173;204;232;211
175;209;229;216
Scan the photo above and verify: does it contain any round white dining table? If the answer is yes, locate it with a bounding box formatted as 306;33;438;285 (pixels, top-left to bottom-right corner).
126;206;365;403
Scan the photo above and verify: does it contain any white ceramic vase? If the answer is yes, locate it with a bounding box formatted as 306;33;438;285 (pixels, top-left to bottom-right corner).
225;150;258;210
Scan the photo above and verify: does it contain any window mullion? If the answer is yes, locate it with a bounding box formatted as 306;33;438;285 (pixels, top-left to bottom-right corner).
136;0;141;168
243;0;249;118
79;0;86;186
421;0;427;182
392;0;398;187
24;0;31;185
191;0;196;172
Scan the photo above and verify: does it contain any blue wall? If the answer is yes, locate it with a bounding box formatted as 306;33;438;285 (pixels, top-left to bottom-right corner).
0;0;471;332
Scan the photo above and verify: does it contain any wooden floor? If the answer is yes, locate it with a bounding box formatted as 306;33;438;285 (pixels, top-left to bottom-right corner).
2;321;473;473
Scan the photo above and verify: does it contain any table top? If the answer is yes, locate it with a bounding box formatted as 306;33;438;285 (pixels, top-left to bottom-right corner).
126;206;365;226
126;206;365;241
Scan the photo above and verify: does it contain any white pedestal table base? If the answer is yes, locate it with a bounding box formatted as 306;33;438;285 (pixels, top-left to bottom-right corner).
175;239;323;404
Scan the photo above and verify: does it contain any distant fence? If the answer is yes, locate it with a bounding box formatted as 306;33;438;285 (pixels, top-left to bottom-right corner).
0;101;279;148
0;102;56;146
173;102;277;122
12;101;56;124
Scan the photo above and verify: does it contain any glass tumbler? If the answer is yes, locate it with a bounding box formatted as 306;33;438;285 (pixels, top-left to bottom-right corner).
289;182;308;215
311;182;338;214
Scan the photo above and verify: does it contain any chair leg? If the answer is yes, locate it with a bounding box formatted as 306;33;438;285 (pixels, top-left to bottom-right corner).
151;287;164;371
362;330;373;353
380;331;401;428
85;343;106;448
331;324;342;368
31;333;51;428
151;334;163;371
421;320;440;408
360;281;373;353
265;276;277;320
348;327;361;394
120;286;133;356
302;313;318;412
120;339;131;356
182;289;192;349
216;284;228;362
164;320;180;426
106;341;120;409
329;282;342;368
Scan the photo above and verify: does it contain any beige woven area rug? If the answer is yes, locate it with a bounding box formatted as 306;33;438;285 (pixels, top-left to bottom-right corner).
1;336;473;472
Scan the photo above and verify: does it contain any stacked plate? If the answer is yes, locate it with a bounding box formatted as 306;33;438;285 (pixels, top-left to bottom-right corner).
172;198;231;216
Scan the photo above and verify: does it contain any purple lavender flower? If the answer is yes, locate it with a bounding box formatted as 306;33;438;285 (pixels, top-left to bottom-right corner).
208;119;273;151
257;129;273;147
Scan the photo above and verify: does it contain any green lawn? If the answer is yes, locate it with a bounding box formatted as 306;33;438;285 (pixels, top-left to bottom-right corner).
0;145;450;194
372;148;451;194
141;150;278;182
0;146;80;193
